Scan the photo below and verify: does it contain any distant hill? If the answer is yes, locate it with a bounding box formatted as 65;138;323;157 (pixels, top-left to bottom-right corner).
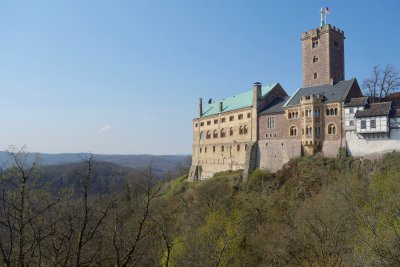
0;151;191;175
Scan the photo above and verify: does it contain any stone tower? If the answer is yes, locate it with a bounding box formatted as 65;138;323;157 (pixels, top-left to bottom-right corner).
302;24;345;87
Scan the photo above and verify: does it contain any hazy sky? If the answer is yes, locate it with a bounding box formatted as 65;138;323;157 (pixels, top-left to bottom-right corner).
0;1;399;155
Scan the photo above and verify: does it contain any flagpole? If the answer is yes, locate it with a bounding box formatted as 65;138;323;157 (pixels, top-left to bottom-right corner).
325;7;327;25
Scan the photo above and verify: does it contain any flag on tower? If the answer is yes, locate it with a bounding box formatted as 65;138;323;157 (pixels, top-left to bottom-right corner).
325;7;330;15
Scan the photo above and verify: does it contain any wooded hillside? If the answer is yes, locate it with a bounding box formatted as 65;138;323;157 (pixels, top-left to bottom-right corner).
1;148;399;266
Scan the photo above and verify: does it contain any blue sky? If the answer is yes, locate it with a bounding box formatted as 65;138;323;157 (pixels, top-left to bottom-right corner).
0;0;399;154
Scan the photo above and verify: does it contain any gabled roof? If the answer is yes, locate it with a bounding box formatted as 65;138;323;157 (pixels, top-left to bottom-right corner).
355;102;392;118
259;96;291;115
344;97;368;107
284;79;357;107
201;83;278;117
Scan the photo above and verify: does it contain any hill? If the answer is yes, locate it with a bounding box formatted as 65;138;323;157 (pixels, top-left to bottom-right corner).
0;151;191;175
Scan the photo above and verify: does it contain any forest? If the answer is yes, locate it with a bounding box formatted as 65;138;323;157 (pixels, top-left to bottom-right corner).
1;147;400;266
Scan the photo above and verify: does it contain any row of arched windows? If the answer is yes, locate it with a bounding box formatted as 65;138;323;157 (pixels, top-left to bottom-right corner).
326;108;338;116
289;124;337;137
200;125;249;140
199;144;248;153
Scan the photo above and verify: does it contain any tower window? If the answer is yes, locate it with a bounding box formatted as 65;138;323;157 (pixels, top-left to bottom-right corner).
314;72;318;79
313;56;319;63
334;39;340;48
312;37;319;48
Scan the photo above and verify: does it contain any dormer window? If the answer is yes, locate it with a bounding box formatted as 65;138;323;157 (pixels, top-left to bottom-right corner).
313;56;319;63
312;37;319;48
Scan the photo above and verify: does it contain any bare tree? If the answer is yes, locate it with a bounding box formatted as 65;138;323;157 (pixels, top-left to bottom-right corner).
0;147;59;266
110;166;164;267
362;64;400;102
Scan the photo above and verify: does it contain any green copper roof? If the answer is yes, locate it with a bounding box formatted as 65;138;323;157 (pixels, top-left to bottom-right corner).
201;83;278;117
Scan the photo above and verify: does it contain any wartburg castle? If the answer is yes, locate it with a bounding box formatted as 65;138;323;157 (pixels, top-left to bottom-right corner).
189;12;400;181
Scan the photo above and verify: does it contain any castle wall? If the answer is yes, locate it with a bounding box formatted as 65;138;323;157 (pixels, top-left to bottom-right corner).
191;107;254;180
258;113;302;172
346;130;400;157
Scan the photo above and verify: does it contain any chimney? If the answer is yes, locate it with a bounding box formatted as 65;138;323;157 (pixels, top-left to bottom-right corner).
252;82;262;109
198;98;203;117
219;101;223;113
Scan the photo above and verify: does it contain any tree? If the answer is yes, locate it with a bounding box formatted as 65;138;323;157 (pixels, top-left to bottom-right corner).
362;64;400;102
0;147;59;266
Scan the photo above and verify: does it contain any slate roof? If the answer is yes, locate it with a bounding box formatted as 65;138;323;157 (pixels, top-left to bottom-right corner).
355;102;392;118
344;97;368;107
284;79;357;107
201;83;278;117
259;96;290;114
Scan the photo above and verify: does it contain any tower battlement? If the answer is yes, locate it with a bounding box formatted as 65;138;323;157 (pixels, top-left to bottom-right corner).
302;24;344;40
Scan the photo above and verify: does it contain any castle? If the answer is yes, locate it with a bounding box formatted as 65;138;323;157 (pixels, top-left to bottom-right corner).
189;20;400;181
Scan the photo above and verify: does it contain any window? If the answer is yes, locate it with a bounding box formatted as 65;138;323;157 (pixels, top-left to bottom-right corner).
206;131;211;139
229;116;234;121
239;126;244;135
328;124;336;135
205;147;207;153
314;72;318;79
237;145;240;152
200;122;204;126
195;123;198;127
245;144;248;151
229;127;233;136
290;126;298;136
313;55;319;63
361;120;366;129
214;119;218;124
221;146;224;152
334;39;340;48
207;121;211;125
268;117;275;128
371;119;376;129
213;130;218;139
244;125;248;134
220;128;226;138
213;146;215;153
200;147;202;153
247;112;251;118
312;36;319;48
350;108;354;114
350;120;355;126
221;117;226;123
238;114;243;120
200;131;204;140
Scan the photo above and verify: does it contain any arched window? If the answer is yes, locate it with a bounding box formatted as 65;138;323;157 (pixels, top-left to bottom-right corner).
295;112;299;118
220;128;226;138
239;126;244;135
213;130;218;139
330;108;334;115
326;109;330;116
334;108;338;115
290;126;297;136
243;125;248;134
328;124;336;135
313;55;319;63
229;127;233;136
288;112;292;119
206;131;211;139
